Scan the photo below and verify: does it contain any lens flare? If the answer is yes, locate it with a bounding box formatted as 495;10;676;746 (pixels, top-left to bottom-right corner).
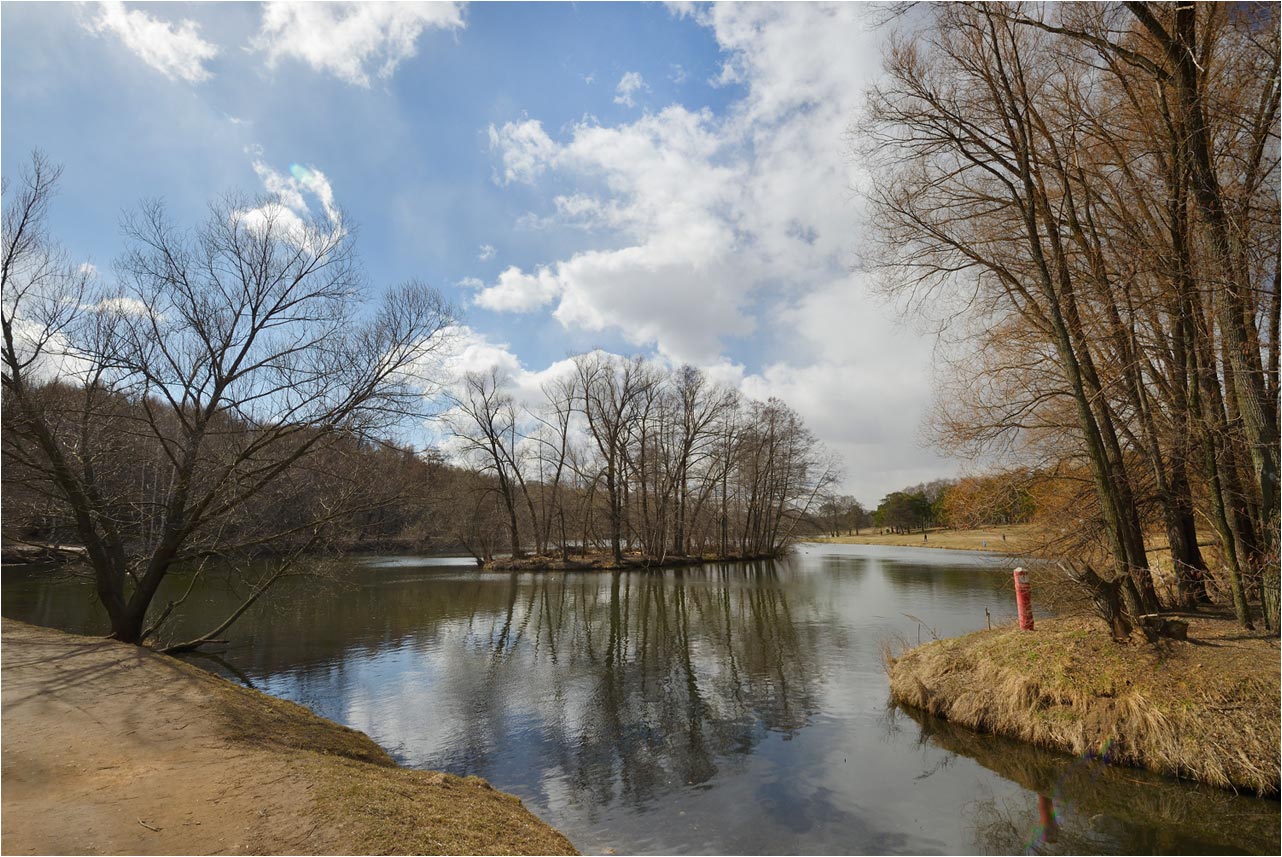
1023;739;1117;853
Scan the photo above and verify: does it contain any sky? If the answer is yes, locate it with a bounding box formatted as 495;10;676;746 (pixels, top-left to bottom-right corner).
1;1;957;504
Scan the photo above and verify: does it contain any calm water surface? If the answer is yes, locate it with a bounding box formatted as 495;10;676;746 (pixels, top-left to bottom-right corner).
3;544;1277;854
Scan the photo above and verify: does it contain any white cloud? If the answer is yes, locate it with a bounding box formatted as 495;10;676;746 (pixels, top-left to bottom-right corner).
443;324;522;381
479;105;749;363
613;71;649;107
253;2;464;87
254;161;339;224
479;3;955;498
83;296;153;317
487;119;557;185
473;266;562;313
664;1;700;20
237;157;343;250
77;263;98;278
236;201;310;245
84;1;219;83
477;244;496;261
436;325;579;424
553;193;609;227
437;319;944;500
4;317;95;385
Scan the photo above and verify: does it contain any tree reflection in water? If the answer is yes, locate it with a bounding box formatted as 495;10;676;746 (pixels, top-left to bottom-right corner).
4;556;826;817
8;551;1273;854
896;705;1280;855
448;562;824;811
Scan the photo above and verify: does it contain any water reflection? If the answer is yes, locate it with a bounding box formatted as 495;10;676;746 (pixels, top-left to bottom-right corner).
3;547;1277;855
256;563;827;815
898;706;1279;855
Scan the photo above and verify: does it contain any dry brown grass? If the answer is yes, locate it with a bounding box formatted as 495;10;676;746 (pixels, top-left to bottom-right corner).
811;524;1038;552
887;615;1281;795
307;759;576;856
203;660;578;854
207;658;576;855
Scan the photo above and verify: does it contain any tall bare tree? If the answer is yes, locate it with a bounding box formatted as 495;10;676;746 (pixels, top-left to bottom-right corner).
1;153;454;645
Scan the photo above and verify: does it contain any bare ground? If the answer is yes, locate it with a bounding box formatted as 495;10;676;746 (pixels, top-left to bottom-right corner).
0;619;576;856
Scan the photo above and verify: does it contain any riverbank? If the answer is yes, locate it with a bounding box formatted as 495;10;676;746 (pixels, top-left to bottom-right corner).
482;550;778;571
0;619;576;855
810;524;1035;552
887;615;1280;795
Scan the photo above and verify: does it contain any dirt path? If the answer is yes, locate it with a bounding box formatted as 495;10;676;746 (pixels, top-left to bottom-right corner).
1;619;575;855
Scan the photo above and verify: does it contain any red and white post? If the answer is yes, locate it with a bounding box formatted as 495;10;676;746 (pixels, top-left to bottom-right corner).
1014;566;1034;631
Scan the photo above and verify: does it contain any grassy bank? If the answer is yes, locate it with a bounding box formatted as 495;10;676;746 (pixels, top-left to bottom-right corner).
809;524;1036;552
1;619;576;855
887;615;1280;795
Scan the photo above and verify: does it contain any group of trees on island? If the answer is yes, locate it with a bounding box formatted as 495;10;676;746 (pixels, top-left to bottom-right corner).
446;358;836;565
868;1;1279;630
1;153;836;647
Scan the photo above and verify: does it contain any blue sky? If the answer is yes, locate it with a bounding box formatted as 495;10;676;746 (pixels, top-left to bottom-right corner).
1;1;955;502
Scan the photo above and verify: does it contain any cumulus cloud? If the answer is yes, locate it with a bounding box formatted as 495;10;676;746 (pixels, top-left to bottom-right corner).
477;244;496;261
435;325;579;441
472;266;562;313
6;319;93;384
253;2;464;87
487;119;557;185
478;3;953;498
84;1;219;83
480;105;753;363
613;71;649;107
83;296;153;317
238;157;343;248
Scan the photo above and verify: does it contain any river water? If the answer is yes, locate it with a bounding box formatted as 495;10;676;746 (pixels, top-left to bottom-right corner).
2;543;1277;854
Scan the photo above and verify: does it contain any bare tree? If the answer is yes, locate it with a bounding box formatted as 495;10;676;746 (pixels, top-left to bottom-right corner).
575;353;653;562
1;154;454;646
864;2;1278;628
445;367;536;558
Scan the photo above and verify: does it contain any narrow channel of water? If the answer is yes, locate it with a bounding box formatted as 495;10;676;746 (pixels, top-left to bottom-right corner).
3;544;1276;854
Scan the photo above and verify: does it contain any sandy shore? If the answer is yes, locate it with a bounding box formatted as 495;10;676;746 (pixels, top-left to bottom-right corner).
0;619;576;855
